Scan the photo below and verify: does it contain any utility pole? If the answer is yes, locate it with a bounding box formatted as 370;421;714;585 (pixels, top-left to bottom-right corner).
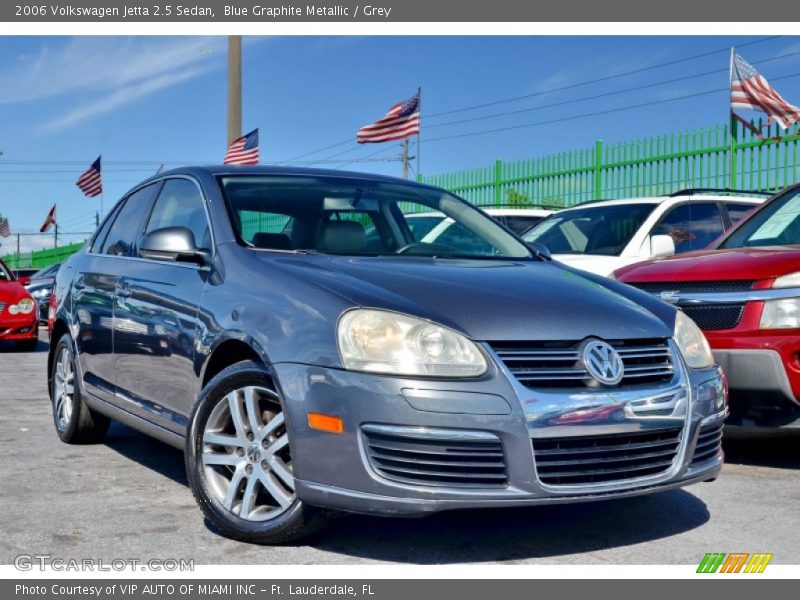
95;212;100;228
15;234;20;269
54;222;58;249
401;139;410;179
227;35;242;145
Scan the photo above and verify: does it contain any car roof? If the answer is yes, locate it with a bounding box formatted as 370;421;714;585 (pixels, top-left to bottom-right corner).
554;194;764;211
143;165;424;188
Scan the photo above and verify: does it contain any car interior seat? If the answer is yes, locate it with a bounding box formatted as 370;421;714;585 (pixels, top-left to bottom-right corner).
317;220;367;254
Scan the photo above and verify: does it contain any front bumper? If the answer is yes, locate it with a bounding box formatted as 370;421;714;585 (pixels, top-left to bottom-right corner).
0;314;38;341
274;349;726;517
712;348;800;426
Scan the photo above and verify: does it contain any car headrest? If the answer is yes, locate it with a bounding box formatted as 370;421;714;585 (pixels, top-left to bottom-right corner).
317;220;367;254
251;232;293;250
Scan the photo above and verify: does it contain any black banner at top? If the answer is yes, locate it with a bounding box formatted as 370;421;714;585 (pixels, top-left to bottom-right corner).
3;0;800;22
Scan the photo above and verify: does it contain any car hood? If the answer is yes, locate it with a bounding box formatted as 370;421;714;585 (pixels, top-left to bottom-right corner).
552;254;640;277
616;246;800;282
0;280;32;304
267;255;672;341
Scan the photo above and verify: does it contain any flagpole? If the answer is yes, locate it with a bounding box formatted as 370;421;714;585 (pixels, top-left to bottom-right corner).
729;46;738;190
416;87;422;181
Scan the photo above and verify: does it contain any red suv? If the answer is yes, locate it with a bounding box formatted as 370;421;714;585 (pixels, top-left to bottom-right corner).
0;258;38;350
616;184;800;427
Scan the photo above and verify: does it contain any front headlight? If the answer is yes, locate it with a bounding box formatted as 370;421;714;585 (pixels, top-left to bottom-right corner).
337;309;488;377
9;298;36;315
771;272;800;289
673;310;714;369
760;298;800;329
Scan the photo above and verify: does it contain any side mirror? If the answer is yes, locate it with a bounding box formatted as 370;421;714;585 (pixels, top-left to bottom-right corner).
17;276;31;286
139;227;209;265
650;234;676;259
526;241;551;260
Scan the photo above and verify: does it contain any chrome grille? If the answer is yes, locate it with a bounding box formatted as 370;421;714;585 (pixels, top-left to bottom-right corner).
491;339;674;388
630;281;755;294
532;427;682;486
682;304;745;330
691;421;724;466
362;425;508;488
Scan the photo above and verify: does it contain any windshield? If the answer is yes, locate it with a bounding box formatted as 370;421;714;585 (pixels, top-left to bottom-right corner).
721;188;800;249
523;203;656;256
219;176;533;260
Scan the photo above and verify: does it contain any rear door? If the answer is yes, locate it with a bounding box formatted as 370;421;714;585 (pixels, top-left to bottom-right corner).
112;177;212;434
72;184;159;404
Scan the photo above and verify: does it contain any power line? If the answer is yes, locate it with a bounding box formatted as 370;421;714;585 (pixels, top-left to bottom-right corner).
424;36;782;120
420;70;800;145
427;48;800;131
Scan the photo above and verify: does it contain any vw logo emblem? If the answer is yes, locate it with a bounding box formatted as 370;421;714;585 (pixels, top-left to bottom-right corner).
582;340;624;386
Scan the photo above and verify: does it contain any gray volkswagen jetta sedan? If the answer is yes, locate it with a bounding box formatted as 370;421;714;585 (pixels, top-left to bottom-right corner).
48;166;727;543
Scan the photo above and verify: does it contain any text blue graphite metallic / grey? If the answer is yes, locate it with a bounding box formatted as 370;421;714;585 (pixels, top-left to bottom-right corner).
48;166;727;543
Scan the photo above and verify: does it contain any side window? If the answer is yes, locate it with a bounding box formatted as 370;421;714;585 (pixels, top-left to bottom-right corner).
101;184;159;257
726;203;757;226
90;202;123;253
145;179;211;250
652;202;724;253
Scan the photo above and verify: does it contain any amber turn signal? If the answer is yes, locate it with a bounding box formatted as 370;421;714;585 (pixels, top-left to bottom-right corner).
308;412;344;434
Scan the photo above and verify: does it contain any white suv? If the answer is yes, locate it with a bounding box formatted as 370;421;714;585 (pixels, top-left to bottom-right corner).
522;189;766;277
408;207;554;242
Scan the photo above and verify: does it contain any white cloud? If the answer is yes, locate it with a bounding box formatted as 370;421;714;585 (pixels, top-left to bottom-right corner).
0;36;227;132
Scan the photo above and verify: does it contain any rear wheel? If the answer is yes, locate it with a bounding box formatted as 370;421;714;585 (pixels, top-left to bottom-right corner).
185;360;329;544
50;334;110;444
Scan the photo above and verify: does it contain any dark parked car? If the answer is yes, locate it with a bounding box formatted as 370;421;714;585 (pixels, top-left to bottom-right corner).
49;166;727;544
25;262;61;322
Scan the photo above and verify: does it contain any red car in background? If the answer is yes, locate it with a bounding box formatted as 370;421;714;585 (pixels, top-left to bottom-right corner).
0;258;38;351
616;184;800;427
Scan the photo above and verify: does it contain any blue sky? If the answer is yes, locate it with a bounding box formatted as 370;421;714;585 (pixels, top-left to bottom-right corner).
1;34;800;254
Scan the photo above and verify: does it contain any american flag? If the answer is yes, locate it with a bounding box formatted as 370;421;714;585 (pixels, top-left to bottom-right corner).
224;129;260;165
0;216;10;238
76;156;102;197
40;205;56;233
731;51;800;130
357;90;421;143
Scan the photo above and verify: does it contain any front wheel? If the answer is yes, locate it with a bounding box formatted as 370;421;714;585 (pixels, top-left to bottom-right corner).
185;360;330;544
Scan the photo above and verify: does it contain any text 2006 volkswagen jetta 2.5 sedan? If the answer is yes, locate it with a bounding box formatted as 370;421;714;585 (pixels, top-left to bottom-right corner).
48;167;727;543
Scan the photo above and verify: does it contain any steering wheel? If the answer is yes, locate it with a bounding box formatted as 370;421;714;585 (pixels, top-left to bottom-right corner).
395;242;461;256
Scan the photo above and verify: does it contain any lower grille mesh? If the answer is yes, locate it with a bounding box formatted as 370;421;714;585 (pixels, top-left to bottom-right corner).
682;304;745;330
533;427;682;486
363;426;508;488
692;422;724;466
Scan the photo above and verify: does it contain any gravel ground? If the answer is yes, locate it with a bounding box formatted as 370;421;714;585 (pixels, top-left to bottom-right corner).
1;333;798;565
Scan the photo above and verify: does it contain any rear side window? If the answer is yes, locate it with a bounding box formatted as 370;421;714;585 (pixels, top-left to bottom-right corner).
145;179;211;249
726;203;757;226
652;202;724;253
101;184;159;256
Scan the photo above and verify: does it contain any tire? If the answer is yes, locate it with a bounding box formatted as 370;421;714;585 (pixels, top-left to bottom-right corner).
16;339;38;352
185;360;330;544
50;333;110;444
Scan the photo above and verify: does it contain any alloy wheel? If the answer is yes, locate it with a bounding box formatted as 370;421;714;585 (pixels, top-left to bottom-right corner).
201;385;296;521
53;344;75;432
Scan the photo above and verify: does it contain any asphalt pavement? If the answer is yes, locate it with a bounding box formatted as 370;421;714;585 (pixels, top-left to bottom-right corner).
1;333;798;565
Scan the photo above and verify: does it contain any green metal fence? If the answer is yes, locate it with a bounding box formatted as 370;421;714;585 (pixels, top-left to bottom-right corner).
2;241;86;270
421;119;800;208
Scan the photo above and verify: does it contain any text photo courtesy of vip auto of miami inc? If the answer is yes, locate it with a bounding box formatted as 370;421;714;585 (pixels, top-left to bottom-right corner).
1;30;800;584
